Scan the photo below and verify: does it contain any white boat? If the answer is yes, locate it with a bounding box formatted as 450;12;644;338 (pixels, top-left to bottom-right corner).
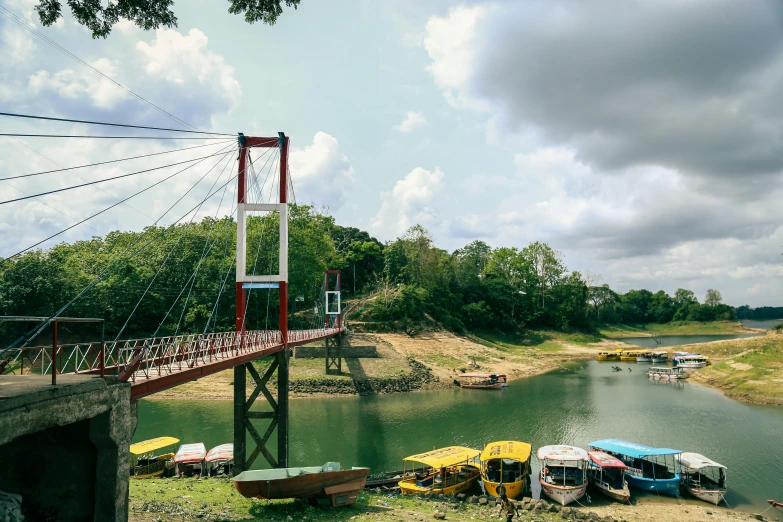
537;445;588;506
673;351;698;364
677;453;727;505
650;351;669;363
635;352;653;363
676;355;708;369
647;366;688;380
587;451;630;502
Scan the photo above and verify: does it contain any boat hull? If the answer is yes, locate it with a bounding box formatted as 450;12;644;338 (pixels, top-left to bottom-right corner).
636;357;652;363
677;362;707;369
539;481;586;506
461;383;502;390
399;466;480;495
684;485;726;505
591;481;630;503
234;467;369;507
484;478;527;499
626;474;680;496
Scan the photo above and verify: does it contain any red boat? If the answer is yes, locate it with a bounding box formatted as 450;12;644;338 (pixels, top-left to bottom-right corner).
769;500;783;510
233;462;370;507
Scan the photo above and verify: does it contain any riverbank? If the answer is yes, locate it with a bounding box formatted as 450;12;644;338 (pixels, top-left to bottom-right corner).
599;321;760;338
689;330;783;406
128;478;776;522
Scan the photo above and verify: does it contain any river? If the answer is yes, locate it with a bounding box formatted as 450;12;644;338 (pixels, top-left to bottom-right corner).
135;358;783;513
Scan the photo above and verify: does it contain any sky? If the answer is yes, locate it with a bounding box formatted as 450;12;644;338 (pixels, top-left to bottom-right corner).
1;0;782;307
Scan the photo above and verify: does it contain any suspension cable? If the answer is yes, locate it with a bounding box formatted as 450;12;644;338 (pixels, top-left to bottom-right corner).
0;112;233;136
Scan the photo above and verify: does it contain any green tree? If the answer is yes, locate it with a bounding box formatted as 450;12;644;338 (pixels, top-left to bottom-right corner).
705;289;722;307
35;0;300;38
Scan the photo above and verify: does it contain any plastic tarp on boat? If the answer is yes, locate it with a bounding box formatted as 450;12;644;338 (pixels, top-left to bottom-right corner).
206;443;233;463
536;445;588;461
130;437;179;455
175;443;206;463
589;439;680;458
404;446;480;468
481;441;532;463
588;451;626;469
677;453;725;471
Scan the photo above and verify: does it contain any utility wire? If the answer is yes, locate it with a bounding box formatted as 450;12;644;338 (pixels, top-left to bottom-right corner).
0;134;227;139
0;150;232;206
0;112;233;136
0;139;235;182
0;3;199;132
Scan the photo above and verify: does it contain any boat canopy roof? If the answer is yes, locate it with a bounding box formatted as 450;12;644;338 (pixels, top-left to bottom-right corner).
589;439;680;458
679;355;707;360
404;446;480;468
130;436;179;455
588;451;626;469
206;443;234;462
480;441;532;462
175;443;206;463
536;445;588;462
677;452;726;471
458;373;505;378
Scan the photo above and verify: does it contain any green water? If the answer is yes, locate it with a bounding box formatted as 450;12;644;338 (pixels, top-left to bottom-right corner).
136;360;783;512
617;334;759;348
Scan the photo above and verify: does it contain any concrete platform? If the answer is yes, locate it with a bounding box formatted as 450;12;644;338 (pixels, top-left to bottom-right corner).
0;374;134;521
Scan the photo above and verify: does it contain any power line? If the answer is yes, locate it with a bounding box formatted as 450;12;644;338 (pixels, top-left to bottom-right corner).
0;134;227;139
0;150;234;206
0;3;200;132
0;112;234;136
0;139;234;182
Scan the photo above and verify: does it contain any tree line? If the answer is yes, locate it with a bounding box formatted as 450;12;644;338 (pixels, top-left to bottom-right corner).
0;210;769;343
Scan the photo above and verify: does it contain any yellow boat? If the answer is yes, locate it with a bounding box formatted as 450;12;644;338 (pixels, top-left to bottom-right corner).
597;351;620;361
620;350;643;362
480;441;532;499
130;436;179;479
399;446;480;495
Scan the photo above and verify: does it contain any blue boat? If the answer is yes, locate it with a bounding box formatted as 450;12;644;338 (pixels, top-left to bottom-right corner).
588;439;681;496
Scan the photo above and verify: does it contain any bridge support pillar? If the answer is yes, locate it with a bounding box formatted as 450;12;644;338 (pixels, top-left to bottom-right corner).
325;333;343;374
232;353;289;474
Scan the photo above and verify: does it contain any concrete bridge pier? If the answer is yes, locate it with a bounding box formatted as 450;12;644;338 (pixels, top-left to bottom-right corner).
0;375;135;521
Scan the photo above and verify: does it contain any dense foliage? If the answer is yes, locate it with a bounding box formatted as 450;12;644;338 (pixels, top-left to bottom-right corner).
0;213;759;343
735;305;783;321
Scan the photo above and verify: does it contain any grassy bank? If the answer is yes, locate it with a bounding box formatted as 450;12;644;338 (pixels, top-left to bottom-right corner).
599;321;757;338
129;478;762;522
690;332;783;406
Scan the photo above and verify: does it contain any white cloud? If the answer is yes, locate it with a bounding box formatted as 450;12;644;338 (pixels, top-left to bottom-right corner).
288;132;354;210
371;167;445;238
393;111;428;133
28;58;128;109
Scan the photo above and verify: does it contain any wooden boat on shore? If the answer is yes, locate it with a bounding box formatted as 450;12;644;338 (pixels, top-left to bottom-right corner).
234;462;370;507
647;366;688;380
457;373;507;389
589;439;681;496
398;446;480;495
587;451;630;502
677;453;727;505
130;437;178;479
537;445;588;506
480;440;532;499
206;443;233;476
175;443;206;477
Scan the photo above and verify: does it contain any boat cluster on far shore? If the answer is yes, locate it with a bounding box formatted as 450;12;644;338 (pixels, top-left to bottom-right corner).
597;349;712;381
129;438;233;479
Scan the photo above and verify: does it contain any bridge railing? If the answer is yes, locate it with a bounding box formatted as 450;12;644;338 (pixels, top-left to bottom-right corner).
3;327;342;383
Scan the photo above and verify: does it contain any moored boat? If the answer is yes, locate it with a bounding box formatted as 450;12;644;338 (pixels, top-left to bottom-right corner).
769;500;783;511
234;462;370;507
206;443;234;476
647;366;688;380
620;350;642;362
672;351;698;364
677;453;727;505
458;373;507;389
650;351;669;363
587;451;630;503
635;352;653;363
480;440;532;499
130;436;178;479
175;442;206;477
399;446;480;495
676;355;708;369
589;439;681;496
597;351;620;361
537;445;588;506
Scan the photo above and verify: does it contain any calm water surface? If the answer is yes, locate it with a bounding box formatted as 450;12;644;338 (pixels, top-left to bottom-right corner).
617;334;759;348
741;319;783;330
136;360;783;512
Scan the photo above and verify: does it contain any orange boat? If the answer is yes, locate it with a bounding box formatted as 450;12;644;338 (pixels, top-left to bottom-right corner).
233;462;370;507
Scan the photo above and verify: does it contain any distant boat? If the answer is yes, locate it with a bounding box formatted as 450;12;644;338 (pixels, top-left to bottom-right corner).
234;462;369;507
537;445;588;506
587;451;630;503
457;373;507;389
174;443;206;477
650;351;669;363
597;351;620;361
589;439;681;496
675;355;709;369
635;352;653;363
673;351;699;364
206;443;233;477
677;453;727;505
647;366;689;380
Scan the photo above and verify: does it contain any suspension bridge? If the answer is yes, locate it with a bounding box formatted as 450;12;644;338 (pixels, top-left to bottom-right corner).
0;112;348;474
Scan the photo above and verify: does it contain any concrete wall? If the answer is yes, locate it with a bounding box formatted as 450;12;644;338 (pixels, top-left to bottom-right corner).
0;375;134;522
294;345;378;358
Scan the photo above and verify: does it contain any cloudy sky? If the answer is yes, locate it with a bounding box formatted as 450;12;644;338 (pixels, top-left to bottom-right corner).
1;0;782;306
